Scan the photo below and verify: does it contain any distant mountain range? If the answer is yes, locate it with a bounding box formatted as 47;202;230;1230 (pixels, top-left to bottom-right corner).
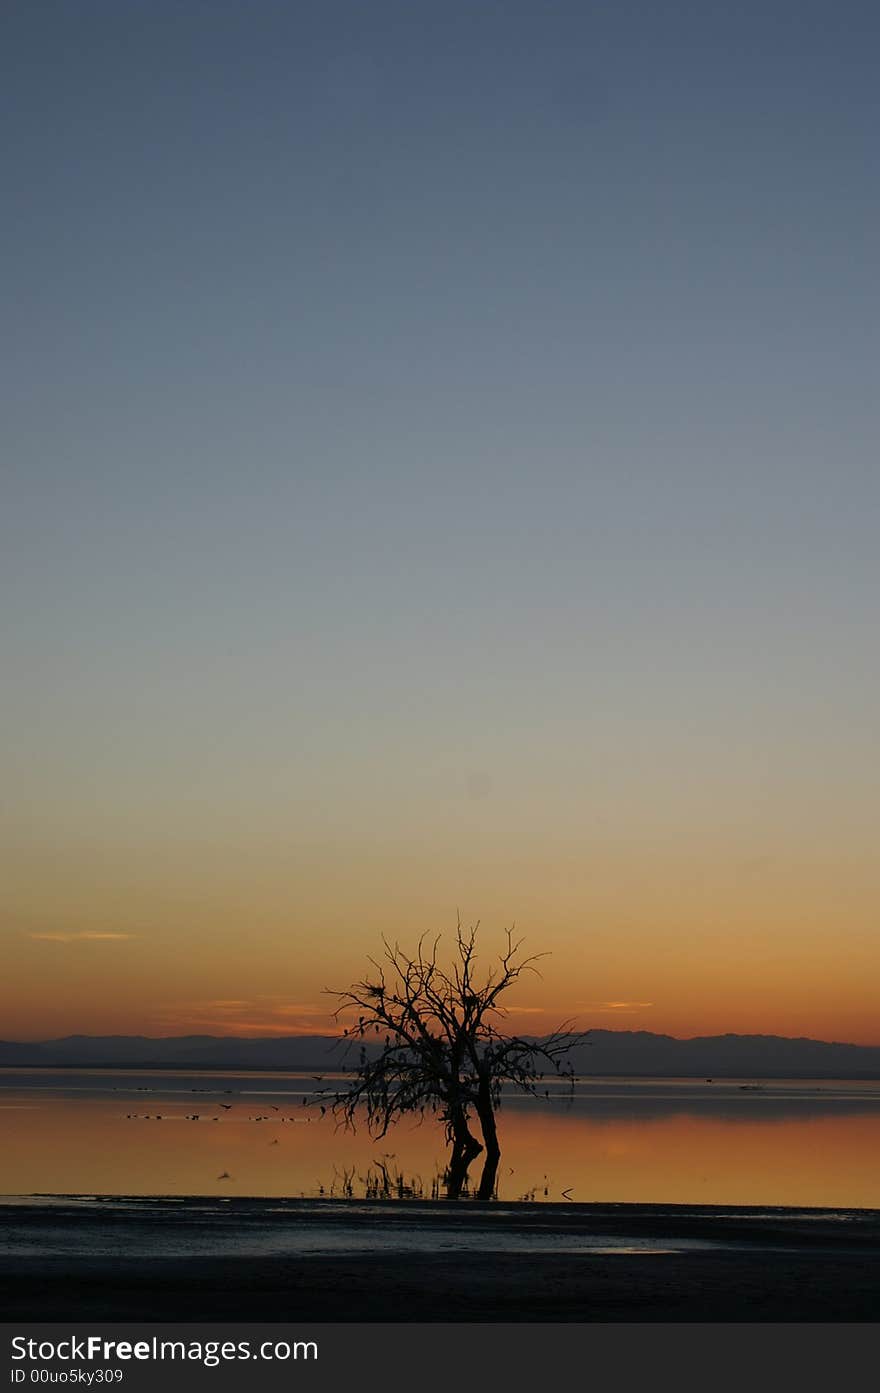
1;1031;879;1078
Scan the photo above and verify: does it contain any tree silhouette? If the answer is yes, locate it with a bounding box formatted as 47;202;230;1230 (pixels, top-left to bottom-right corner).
323;922;586;1200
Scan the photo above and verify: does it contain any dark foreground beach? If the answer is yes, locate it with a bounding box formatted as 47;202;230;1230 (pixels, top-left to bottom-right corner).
2;1197;879;1322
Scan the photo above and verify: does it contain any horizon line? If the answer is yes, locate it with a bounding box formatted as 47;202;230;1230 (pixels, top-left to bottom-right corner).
4;1028;880;1050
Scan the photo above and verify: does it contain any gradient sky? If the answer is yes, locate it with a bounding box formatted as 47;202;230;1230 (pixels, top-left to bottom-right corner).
3;1;878;1045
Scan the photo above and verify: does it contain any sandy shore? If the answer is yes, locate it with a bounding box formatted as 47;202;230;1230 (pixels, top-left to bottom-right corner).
2;1198;878;1322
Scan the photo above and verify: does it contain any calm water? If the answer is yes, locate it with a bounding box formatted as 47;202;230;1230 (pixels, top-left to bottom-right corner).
2;1068;879;1208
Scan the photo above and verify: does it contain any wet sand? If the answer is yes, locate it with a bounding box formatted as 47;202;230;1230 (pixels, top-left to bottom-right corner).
2;1198;878;1322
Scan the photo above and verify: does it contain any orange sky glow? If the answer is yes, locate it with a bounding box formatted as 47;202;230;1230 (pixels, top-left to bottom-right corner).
4;6;879;1055
4;831;878;1044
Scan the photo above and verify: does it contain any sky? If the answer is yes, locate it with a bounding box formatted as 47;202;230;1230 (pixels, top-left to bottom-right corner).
3;1;878;1045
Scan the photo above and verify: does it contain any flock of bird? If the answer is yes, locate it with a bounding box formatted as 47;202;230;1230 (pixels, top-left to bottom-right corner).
119;1098;317;1182
123;1108;306;1122
118;1088;336;1184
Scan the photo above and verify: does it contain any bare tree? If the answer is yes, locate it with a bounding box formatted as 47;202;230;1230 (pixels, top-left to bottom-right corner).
322;922;587;1200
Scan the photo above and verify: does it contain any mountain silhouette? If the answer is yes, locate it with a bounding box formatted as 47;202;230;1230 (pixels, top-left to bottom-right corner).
1;1030;879;1077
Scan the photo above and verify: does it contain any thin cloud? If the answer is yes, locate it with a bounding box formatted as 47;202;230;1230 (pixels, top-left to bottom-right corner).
581;1000;654;1013
27;931;135;944
153;998;331;1036
174;1001;327;1019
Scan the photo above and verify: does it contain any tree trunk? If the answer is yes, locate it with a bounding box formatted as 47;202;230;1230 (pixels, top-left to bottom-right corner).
445;1107;483;1199
475;1080;500;1201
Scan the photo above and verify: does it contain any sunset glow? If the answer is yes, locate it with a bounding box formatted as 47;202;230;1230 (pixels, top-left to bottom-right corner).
3;3;878;1052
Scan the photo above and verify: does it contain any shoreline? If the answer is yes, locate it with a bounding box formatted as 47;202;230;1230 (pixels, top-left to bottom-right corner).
3;1196;878;1322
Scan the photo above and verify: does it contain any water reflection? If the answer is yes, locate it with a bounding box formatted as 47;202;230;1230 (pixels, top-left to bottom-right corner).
2;1069;878;1209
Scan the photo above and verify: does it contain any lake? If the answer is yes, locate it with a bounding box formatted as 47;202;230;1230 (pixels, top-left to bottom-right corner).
2;1068;879;1208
